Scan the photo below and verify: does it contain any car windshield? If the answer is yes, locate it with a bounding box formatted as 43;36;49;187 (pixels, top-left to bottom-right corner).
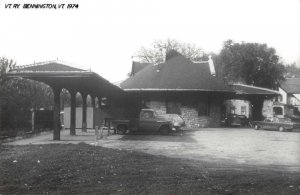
264;118;272;122
153;110;160;117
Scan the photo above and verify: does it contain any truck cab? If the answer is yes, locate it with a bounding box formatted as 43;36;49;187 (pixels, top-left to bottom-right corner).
112;109;185;134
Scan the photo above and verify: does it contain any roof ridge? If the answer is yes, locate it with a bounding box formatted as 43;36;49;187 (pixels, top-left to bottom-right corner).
13;60;57;70
13;60;90;72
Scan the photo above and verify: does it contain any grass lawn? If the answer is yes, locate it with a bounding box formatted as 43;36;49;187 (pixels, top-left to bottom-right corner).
0;143;299;195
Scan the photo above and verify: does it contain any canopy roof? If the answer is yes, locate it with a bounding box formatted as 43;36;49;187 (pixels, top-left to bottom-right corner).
7;60;123;98
230;83;279;95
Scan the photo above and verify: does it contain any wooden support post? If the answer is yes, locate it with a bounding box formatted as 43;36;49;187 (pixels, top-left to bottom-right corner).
107;121;110;136
100;123;104;139
31;109;35;133
91;96;96;129
53;86;61;140
70;90;76;136
96;96;102;128
95;125;99;140
82;93;87;132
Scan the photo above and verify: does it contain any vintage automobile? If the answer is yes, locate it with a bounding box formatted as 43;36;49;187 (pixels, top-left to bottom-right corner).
111;109;185;134
221;114;250;127
252;117;300;132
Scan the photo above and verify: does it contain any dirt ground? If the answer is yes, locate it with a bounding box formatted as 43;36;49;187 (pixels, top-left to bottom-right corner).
1;128;300;194
96;128;300;172
6;128;300;172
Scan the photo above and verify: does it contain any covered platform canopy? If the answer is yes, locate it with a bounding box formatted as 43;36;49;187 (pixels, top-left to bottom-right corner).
7;60;123;140
229;83;280;97
229;83;280;120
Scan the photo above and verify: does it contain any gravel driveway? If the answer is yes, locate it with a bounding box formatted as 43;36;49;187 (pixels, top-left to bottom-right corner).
6;128;300;172
96;128;300;171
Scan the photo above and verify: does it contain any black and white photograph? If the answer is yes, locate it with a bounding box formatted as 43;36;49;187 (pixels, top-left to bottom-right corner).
0;0;300;194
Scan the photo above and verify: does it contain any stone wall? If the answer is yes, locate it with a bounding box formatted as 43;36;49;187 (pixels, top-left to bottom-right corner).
262;100;273;118
145;100;221;128
224;100;250;118
145;101;166;114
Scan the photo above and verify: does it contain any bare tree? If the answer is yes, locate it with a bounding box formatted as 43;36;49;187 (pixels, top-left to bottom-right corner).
135;38;207;63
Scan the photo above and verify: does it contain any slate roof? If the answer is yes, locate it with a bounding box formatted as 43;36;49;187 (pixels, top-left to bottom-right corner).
130;61;152;76
121;52;233;92
11;60;87;72
230;83;279;95
280;78;300;94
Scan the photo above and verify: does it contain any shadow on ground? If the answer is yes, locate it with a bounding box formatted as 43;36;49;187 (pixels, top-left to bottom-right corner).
120;133;198;143
1;143;300;195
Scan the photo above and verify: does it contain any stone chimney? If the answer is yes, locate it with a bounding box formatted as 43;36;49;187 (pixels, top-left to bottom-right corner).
208;55;216;76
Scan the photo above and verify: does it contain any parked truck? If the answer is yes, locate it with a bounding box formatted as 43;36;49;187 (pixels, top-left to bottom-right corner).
111;109;185;134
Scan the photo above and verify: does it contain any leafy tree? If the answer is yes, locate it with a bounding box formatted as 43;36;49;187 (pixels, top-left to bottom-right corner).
0;57;54;131
0;58;14;84
135;38;208;63
217;40;285;89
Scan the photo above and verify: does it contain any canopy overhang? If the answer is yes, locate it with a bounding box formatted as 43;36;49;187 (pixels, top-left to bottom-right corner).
7;70;123;98
6;61;124;140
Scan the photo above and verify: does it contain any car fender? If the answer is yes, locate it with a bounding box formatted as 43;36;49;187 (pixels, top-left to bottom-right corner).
158;123;172;131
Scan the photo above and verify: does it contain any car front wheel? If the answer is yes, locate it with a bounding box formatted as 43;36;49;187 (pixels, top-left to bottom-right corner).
159;126;170;135
278;126;285;132
117;125;127;135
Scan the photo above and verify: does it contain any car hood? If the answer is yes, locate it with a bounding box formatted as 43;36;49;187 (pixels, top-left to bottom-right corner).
157;114;185;126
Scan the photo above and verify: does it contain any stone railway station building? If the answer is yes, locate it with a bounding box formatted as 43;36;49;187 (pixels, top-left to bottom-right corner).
7;50;279;140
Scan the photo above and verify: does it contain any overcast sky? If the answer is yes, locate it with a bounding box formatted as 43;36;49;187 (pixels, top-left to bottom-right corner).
0;0;299;82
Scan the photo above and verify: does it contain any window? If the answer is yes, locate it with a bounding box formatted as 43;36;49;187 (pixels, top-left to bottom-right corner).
275;95;283;102
241;106;246;115
142;111;153;119
198;102;210;116
273;107;283;115
230;106;236;114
